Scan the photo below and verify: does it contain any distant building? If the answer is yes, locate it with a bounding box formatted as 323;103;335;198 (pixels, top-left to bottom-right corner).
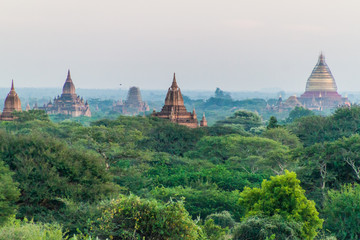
299;53;349;110
152;73;199;128
1;80;22;121
113;86;149;115
200;113;208;127
39;70;91;117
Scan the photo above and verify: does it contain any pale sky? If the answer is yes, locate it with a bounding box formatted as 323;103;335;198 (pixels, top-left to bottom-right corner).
1;0;360;92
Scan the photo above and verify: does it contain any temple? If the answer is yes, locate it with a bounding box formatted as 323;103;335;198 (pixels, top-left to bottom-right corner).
1;80;22;121
152;73;199;128
39;70;91;117
298;53;348;110
113;86;149;115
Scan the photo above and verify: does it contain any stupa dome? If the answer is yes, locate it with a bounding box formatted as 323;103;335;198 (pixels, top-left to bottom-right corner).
3;80;22;113
305;53;337;92
62;70;76;95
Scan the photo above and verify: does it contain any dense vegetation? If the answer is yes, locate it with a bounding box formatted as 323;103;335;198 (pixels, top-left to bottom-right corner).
1;106;360;239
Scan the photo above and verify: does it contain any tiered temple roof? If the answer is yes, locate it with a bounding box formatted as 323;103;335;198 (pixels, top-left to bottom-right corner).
299;53;347;109
113;86;149;115
39;70;91;117
1;80;22;121
152;73;199;128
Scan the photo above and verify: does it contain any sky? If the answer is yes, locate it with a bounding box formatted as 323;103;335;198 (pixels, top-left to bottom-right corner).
1;0;360;92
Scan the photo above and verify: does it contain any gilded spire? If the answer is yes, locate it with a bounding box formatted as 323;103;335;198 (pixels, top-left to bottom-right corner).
318;52;325;65
305;53;337;92
171;72;178;89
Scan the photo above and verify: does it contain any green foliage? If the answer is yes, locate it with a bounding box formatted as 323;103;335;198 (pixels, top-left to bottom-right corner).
0;218;65;240
150;184;244;220
0;161;20;226
215;110;262;131
186;135;291;174
200;219;227;240
323;184;360;240
290;106;360;146
239;171;323;239
296;134;360;204
140;123;206;156
205;211;235;229
267;116;279;129
0;131;119;220
286;106;314;123
13;110;50;122
93;194;202;240
263;128;302;149
289;115;328;146
233;215;302;240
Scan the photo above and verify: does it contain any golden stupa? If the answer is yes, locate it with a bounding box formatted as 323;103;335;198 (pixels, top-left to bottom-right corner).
299;53;346;109
304;53;337;93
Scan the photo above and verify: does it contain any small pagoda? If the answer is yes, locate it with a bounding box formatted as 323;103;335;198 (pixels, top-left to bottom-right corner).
1;80;22;121
152;73;198;128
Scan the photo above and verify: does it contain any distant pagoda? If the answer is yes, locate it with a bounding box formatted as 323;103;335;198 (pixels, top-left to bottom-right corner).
1;80;22;121
299;53;348;110
152;73;198;128
113;86;149;115
40;70;91;117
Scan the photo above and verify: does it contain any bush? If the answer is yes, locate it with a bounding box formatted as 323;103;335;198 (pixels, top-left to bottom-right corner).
92;194;201;240
323;183;360;240
239;171;323;239
200;219;227;240
233;215;302;240
0;160;20;226
0;218;64;240
205;211;235;229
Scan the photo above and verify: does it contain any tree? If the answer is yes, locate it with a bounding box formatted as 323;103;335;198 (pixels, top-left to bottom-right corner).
323;184;360;240
13;110;50;122
233;215;302;240
93;194;201;240
186;135;291;174
263;128;302;149
239;171;323;239
215;110;262;131
0;161;20;226
0;131;119;220
286;107;314;123
267;116;279;129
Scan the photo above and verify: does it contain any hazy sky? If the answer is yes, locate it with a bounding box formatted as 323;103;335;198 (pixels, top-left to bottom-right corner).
1;0;360;92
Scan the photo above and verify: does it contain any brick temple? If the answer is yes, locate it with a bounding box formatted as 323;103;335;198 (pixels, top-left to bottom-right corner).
113;86;149;115
152;73;201;128
39;70;91;117
0;80;22;121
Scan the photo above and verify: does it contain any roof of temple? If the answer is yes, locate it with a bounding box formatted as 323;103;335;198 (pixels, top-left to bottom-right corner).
3;80;22;113
62;70;76;95
305;53;337;92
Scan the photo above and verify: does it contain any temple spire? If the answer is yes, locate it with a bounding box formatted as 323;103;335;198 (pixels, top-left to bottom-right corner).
171;72;178;89
318;52;325;65
66;69;72;82
11;79;14;90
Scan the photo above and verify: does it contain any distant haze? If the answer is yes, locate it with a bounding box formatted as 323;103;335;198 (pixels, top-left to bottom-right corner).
1;0;360;92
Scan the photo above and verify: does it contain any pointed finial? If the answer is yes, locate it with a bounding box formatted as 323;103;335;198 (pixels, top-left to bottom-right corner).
67;69;72;81
319;52;325;64
171;72;179;89
11;79;14;90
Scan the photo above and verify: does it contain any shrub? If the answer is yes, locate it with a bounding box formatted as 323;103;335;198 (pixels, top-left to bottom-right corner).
93;194;201;240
